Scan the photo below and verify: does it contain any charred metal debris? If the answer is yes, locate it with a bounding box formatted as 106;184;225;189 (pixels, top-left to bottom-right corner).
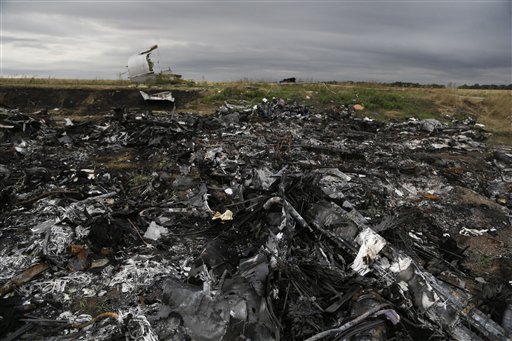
0;98;511;341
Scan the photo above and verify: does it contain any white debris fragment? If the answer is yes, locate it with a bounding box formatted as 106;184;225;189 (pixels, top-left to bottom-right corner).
475;277;487;284
224;188;234;195
0;255;34;282
390;256;413;273
119;308;159;341
82;288;96;297
143;221;168;241
212;209;233;221
252;167;277;190
319;168;352;182
405;139;422;150
140;90;174;102
15;140;28;154
90;258;109;269
20;272;94;298
205;147;224;161
108;257;178;293
81;169;95;180
431;143;449;150
421;119;442;133
397;281;409;292
75;225;90;239
35;224;75;257
64;118;74;126
230;300;248;320
315;168;352;200
459;227;488;236
400;183;418;195
351;228;387;275
421;292;437;309
263;196;283;210
408;232;423;242
58;311;86;323
31;220;55;234
378;257;391;269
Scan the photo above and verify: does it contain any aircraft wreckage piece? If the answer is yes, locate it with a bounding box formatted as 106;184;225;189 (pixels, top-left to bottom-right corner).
139;90;175;102
284;200;510;341
128;45;158;83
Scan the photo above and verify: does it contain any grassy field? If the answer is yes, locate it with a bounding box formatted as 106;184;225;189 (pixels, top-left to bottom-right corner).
0;77;133;88
2;77;510;143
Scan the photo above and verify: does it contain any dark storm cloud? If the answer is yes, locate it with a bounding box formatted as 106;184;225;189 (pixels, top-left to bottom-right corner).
2;0;511;84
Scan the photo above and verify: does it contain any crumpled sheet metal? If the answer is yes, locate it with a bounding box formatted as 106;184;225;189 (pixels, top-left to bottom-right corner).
161;275;277;341
351;228;387;275
341;216;509;341
139;90;175;102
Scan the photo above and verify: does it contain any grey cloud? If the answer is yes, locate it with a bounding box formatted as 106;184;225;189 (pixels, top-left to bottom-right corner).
1;36;38;43
2;1;510;84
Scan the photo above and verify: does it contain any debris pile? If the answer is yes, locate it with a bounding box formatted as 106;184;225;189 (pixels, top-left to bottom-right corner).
1;98;511;340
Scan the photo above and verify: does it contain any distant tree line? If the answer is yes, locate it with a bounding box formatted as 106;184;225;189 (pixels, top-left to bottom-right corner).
387;81;445;88
323;81;447;88
458;83;512;90
323;81;512;90
376;81;512;90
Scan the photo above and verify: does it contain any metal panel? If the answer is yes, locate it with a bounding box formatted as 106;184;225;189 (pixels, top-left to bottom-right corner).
139;91;175;102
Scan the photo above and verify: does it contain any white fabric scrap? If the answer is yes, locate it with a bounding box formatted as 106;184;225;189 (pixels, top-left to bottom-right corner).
351;228;387;275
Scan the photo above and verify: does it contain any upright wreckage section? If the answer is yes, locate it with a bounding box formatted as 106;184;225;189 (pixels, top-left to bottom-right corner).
127;45;158;83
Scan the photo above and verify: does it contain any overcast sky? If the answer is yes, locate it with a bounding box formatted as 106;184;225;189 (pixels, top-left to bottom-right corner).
1;0;511;84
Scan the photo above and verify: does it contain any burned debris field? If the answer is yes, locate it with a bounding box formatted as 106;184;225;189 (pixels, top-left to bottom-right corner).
0;85;511;341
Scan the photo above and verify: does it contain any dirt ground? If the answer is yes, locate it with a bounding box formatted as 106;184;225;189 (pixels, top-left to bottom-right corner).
0;86;201;114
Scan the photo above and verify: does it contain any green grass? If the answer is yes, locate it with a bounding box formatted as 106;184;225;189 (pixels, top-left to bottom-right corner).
0;76;131;87
130;173;151;187
0;76;199;90
199;83;440;119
